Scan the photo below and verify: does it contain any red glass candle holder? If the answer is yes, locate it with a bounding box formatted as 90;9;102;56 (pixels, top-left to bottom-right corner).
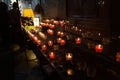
49;52;55;59
57;31;61;36
95;44;103;53
59;21;64;27
116;52;120;62
38;32;47;39
47;29;54;35
60;32;64;37
36;25;42;29
49;24;55;29
75;37;81;44
60;39;66;45
48;40;53;46
53;20;59;25
45;19;50;23
41;45;47;51
57;38;62;43
33;36;38;41
36;40;42;45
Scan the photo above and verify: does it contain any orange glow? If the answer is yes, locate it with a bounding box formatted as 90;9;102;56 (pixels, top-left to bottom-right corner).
60;39;66;45
38;32;47;39
95;44;103;53
57;31;61;36
67;69;73;75
41;45;47;51
48;40;53;46
45;19;50;23
66;53;73;61
49;24;55;29
36;40;42;45
75;37;81;44
53;20;59;25
47;29;54;35
59;21;64;27
57;38;62;43
49;52;55;59
116;52;120;62
60;32;64;37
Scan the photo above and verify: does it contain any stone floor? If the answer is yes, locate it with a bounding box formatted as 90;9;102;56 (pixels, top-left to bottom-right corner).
0;37;44;80
13;45;44;80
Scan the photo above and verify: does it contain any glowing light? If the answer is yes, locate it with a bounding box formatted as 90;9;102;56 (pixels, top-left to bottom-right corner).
95;44;103;53
49;52;55;59
57;38;62;43
48;40;53;46
47;29;54;35
23;8;34;17
116;52;120;62
67;69;73;75
41;45;47;51
38;32;47;39
66;53;73;61
75;37;81;44
60;39;66;45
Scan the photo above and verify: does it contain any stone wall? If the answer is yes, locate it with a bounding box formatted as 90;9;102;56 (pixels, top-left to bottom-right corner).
41;0;66;19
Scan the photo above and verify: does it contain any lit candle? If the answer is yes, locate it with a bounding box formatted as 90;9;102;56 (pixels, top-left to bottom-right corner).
48;40;53;46
45;23;49;27
41;45;47;51
57;38;62;43
60;32;64;37
49;24;55;29
29;32;34;38
47;29;54;35
33;36;38;41
40;22;45;26
49;52;55;59
33;29;38;33
75;27;78;31
53;20;59;25
60;39;66;45
66;53;73;61
95;44;103;53
36;40;42;45
36;25;42;29
67;69;73;75
38;32;47;39
59;21;64;27
45;19;50;23
98;32;101;36
75;37;81;44
57;31;61;36
116;52;120;62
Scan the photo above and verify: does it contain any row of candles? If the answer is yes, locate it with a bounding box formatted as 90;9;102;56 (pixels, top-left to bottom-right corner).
23;19;120;78
47;51;73;61
44;19;65;26
28;28;104;53
25;18;120;64
29;29;104;53
36;40;74;76
21;18;120;79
